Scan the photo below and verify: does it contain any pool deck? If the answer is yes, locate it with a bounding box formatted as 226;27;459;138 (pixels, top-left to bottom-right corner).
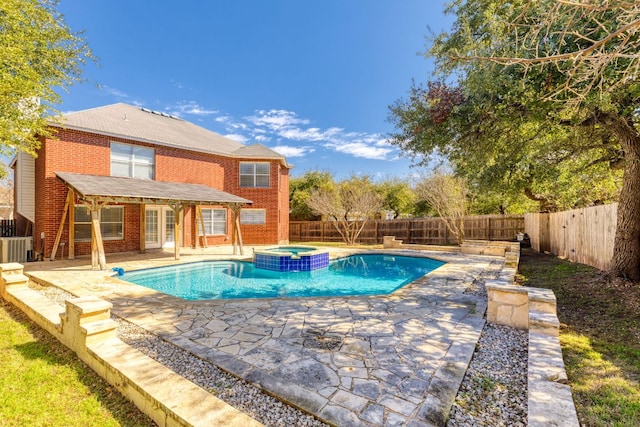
22;246;504;426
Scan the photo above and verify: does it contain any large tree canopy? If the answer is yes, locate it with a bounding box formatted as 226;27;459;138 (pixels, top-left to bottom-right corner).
0;0;93;173
389;0;640;280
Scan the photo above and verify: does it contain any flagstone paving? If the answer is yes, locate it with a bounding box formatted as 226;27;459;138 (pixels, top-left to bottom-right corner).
25;248;503;426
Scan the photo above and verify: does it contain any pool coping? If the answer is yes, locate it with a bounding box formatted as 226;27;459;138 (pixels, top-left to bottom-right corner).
18;246;501;426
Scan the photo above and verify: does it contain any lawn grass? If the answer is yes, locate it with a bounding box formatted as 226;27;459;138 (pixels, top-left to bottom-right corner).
0;299;155;427
517;249;640;426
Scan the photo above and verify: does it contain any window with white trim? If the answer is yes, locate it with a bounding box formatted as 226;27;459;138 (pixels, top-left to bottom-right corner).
199;208;227;235
239;162;270;188
74;205;124;241
240;209;266;225
111;142;155;179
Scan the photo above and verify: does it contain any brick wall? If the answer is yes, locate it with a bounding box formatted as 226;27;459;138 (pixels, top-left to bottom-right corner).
33;128;289;258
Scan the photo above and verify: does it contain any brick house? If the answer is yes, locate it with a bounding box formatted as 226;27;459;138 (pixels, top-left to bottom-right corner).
12;103;290;268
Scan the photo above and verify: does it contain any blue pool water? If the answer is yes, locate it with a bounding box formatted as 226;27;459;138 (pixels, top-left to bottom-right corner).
121;254;445;300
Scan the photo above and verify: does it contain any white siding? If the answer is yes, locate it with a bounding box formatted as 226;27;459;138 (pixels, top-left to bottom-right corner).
16;152;35;223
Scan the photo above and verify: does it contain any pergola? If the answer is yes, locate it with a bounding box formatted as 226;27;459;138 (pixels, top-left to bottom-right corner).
53;172;252;270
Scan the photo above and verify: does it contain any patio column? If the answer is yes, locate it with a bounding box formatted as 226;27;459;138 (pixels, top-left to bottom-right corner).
170;203;184;260
140;204;146;254
68;191;75;259
230;204;244;255
89;201;107;270
50;190;72;261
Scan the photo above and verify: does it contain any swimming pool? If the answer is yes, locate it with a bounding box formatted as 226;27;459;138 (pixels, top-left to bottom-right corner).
121;254;445;300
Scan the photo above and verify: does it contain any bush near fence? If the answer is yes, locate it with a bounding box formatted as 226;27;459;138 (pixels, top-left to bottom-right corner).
290;215;524;246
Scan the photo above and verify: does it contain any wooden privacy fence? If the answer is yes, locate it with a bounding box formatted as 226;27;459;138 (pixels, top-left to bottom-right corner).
524;203;617;271
290;215;524;246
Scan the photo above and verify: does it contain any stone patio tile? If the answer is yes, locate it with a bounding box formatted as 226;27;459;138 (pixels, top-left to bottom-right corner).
318;404;363;427
386;412;410;426
318;386;337;398
353;379;380;400
204;319;229;331
361;403;385;425
232;331;264;343
338;366;368;378
379;395;418;416
332;389;369;411
273;358;340;389
340;337;371;355
332;353;366;368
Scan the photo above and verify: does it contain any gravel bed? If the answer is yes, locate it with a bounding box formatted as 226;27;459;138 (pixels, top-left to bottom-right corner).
115;317;325;427
447;323;528;427
30;282;527;426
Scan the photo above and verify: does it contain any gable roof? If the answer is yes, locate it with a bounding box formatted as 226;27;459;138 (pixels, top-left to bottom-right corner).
55;103;289;166
232;143;287;158
56;172;252;206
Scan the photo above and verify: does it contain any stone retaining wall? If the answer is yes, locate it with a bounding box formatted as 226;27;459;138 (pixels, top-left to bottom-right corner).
485;280;579;426
0;262;262;427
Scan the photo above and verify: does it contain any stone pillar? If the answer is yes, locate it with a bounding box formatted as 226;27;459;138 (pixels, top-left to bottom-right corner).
60;296;117;355
0;262;29;300
485;282;529;330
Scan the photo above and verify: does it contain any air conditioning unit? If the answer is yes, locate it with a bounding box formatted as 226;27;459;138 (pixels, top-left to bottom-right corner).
0;237;33;263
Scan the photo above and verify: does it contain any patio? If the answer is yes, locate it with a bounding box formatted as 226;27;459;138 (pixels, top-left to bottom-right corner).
22;246;503;426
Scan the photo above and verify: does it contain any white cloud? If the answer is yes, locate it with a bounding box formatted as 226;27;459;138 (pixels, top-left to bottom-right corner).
254;135;271;142
324;141;393;160
272;145;315;158
101;85;144;106
169;101;217;117
224;133;248;143
247;109;309;130
102;85;130;99
211;108;399;161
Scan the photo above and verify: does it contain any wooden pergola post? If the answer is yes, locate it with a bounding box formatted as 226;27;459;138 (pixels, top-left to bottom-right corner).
170;203;184;260
89;201;107;270
230;204;244;255
140;204;146;254
195;206;208;248
68;191;75;259
50;190;72;261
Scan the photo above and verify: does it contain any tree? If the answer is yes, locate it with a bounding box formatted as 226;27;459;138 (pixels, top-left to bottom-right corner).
289;171;335;220
415;173;469;245
389;0;639;279
376;178;416;219
307;175;384;245
0;0;93;176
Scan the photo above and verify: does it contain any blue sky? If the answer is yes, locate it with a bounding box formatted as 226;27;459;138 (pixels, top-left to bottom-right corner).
57;1;453;180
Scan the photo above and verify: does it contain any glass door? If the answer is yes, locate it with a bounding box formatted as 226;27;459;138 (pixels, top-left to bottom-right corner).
163;207;175;248
145;207;160;249
145;206;178;249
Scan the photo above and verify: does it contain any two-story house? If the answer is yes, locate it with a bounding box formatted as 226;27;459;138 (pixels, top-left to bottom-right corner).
12;103;290;268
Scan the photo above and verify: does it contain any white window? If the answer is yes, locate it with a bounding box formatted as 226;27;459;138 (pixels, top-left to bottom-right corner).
199;208;227;235
239;162;270;188
240;209;266;225
74;206;124;241
111;142;155;179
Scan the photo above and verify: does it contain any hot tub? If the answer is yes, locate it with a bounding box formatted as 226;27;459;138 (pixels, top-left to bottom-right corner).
254;246;329;271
